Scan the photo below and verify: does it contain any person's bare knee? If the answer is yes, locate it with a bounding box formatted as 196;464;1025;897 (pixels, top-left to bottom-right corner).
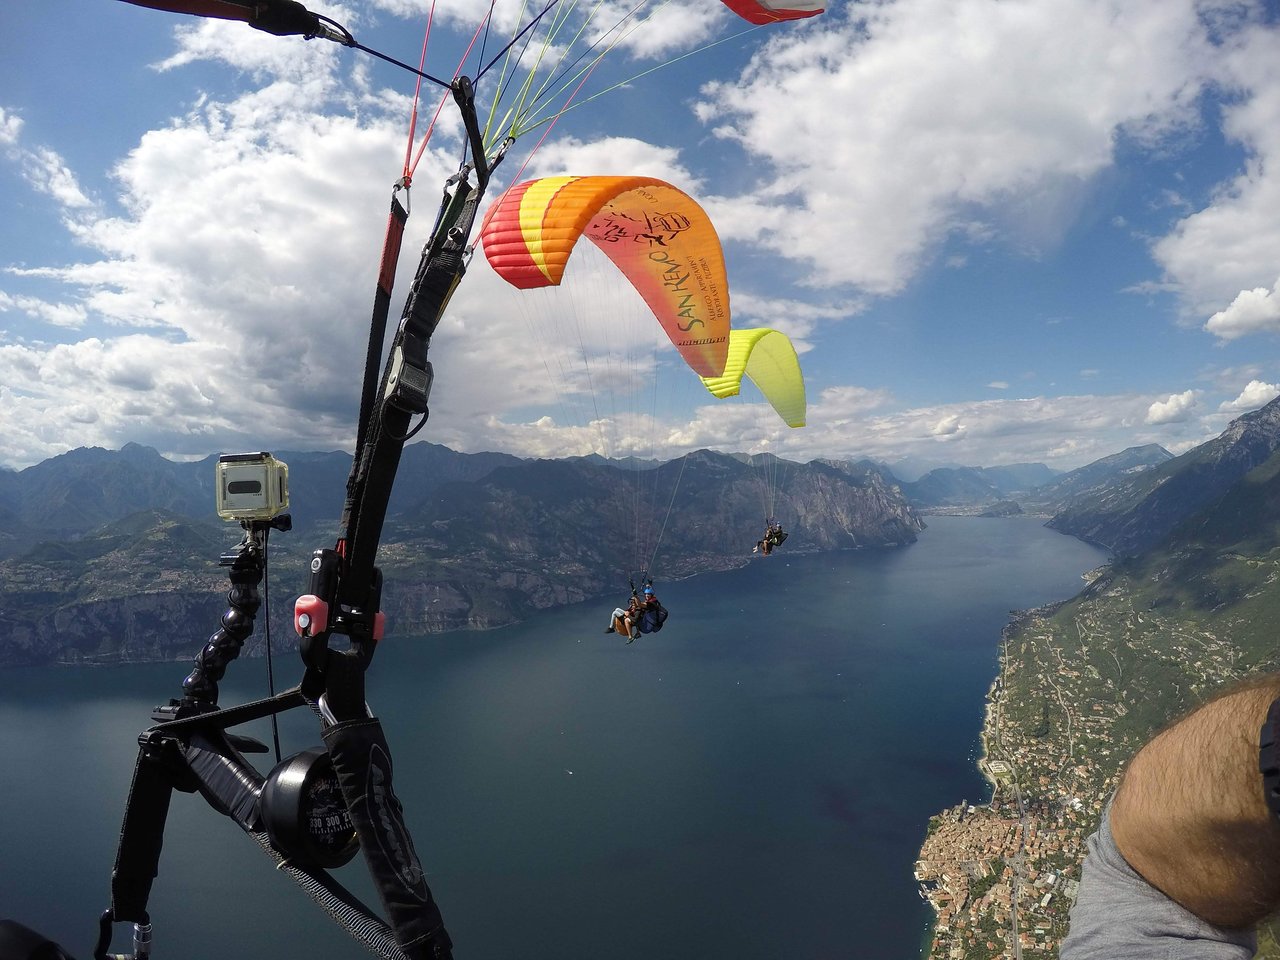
1111;678;1280;928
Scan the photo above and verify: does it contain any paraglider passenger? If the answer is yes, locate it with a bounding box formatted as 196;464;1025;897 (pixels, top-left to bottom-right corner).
635;584;668;637
606;593;643;642
754;521;786;556
605;584;666;643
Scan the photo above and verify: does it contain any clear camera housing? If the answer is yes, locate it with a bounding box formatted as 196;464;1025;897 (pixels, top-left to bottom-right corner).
215;452;289;522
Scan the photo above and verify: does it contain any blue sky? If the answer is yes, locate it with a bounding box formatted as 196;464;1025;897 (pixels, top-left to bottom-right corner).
3;0;1280;475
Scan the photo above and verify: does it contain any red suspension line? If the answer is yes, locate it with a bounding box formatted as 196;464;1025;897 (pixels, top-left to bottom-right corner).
401;0;438;185
406;9;495;182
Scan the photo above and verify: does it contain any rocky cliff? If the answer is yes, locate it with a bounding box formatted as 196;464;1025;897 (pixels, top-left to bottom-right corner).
0;446;924;666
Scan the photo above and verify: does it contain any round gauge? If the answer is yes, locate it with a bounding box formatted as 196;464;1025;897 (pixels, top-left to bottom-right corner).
260;746;360;869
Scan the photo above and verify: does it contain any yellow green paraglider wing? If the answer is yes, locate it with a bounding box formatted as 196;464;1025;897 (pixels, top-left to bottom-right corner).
701;327;806;428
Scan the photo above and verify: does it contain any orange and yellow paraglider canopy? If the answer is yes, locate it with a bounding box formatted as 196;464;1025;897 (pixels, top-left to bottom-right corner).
479;175;730;379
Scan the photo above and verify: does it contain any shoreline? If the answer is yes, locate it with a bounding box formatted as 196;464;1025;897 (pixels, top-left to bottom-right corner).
915;599;1075;958
2;541;925;671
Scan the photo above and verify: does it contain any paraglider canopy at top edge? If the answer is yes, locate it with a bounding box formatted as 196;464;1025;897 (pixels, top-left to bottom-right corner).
720;0;826;25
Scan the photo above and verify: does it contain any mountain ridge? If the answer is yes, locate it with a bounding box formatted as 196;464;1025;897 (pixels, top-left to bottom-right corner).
1046;399;1280;555
0;445;924;666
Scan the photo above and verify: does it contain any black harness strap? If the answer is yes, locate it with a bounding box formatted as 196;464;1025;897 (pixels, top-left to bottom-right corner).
338;78;490;615
109;749;175;923
353;195;410;465
341;187;479;609
324;717;453;959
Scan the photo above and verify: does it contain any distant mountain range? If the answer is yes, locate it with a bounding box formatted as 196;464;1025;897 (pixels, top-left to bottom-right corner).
9;394;1280;669
1046;401;1280;556
891;399;1280;558
893;447;1174;515
0;445;923;666
899;462;1060;508
1069;404;1280;625
1020;445;1172;507
0;441;522;556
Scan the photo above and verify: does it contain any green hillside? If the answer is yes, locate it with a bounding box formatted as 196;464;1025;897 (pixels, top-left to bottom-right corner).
921;445;1280;959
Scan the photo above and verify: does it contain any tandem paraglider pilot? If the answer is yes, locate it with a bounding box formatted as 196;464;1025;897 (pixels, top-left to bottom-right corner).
754;521;787;556
605;584;667;644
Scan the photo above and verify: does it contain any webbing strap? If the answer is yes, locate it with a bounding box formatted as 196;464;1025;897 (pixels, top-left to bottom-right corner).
324;717;452;959
337;77;490;609
109;749;174;923
340;186;481;609
247;828;409;959
352;196;410;469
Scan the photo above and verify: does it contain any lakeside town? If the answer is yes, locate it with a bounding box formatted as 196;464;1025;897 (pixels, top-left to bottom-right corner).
914;574;1268;960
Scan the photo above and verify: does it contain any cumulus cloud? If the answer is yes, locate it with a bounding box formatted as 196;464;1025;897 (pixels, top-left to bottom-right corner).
1205;364;1267;391
369;0;727;59
726;292;863;348
3;0;1277;476
0;106;22;145
1205;277;1280;340
522;137;698;184
1150;20;1280;320
154;17;341;82
1146;390;1198;424
0;39;432;463
1220;379;1280;413
784;392;1232;469
931;414;965;439
0;292;87;329
696;0;1217;293
0;105;91;210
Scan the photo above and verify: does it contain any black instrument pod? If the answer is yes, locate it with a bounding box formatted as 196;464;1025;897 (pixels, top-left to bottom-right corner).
260;746;360;869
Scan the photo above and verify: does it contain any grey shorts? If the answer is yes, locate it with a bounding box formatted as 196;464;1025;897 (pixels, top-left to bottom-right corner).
1060;807;1257;958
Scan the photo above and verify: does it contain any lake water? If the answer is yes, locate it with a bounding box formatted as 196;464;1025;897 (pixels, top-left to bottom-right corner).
0;516;1107;960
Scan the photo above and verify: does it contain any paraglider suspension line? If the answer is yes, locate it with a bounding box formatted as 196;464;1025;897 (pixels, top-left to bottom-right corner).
644;453;687;575
348;37;452;90
517;0;640;117
477;0;563;82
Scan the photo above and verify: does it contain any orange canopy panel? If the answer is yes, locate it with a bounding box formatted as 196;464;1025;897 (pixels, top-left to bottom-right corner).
480;176;731;378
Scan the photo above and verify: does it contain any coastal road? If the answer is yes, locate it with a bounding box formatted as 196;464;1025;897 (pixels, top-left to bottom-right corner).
1010;780;1027;960
1011;874;1022;960
993;631;1027;960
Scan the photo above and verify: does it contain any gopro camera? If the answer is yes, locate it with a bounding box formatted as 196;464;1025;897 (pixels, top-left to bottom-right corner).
215;452;289;522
